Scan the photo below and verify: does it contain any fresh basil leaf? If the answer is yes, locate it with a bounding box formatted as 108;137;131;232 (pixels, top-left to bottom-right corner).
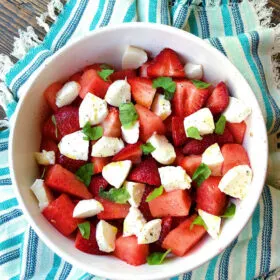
40;168;46;179
215;115;226;135
147;249;171;265
78;221;91;240
100;64;113;70
187;127;202;140
141;143;156;155
83;122;103;141
99;186;130;204
190;216;208;230
119;102;138;129
164;90;175;101
220;203;236;218
192;80;211;89
51;115;58;138
145;186;164;202
192;163;211;186
97;69;114;81
152;77;176;100
75;163;94;187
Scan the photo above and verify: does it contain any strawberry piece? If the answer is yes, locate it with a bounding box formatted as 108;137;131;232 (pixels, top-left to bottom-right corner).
196;176;228;216
112;142;142;164
45;164;92;199
96;197;130;219
57;154;85;173
206;82;229;115
139;61;152;78
174;147;185;166
128;157;161;186
217;126;234;145
172;116;187;146
79;69;110;99
147;48;185;78
54;106;80;137
139;185;154;221
40;139;59;155
44;82;63;112
88;175;109;197
148;190;192;217
91;157;110;174
83;63;113;72
42;194;81;236
110;69;137;82
114;235;149;266
221;144;250;175
172;80;188;117
162;214;206;256
42;117;61;142
135;104;166;141
226;121;246;144
69;71;83;83
180;155;202;177
101;107;121;137
163;115;173;138
128;77;156;109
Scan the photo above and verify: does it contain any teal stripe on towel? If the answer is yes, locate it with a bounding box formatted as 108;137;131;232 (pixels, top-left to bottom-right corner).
148;0;158;23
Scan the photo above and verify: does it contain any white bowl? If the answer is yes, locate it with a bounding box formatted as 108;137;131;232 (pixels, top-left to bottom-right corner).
9;23;268;280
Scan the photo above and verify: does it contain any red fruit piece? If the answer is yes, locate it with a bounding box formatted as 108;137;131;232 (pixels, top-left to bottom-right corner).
110;69;137;82
148;190;192;217
163;115;173;138
69;71;83;83
114;235;149;266
75;223;105;255
174;147;185;166
83;63;113;72
42;194;81;236
54;106;80;137
42;117;61;142
172;116;187;146
135;104;166;142
128;157;161;186
221;144;250;175
162;214;206;256
88;175;109;197
57;154;85;173
91;157;110;174
101;107;121;138
44;82;63;112
139;185;154;221
226;121;246;144
128;77;156;109
147;48;185;78
139;61;152;78
45;164;92;199
172;80;188;117
206;82;229;115
79;69;110;99
180;155;202;177
217;126;235;145
40;139;59;155
96;197;130;219
112;142;142;164
196;176;228;216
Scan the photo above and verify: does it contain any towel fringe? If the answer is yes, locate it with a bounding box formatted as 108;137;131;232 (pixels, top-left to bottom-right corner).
250;0;273;28
272;24;280;89
0;83;14;111
36;12;50;33
0;55;13;82
47;0;64;21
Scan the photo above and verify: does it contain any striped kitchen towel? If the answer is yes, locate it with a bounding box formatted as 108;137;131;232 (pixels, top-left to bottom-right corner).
0;0;280;279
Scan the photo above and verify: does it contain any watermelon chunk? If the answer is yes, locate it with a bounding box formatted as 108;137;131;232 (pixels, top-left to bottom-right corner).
226;121;246;144
101;107;121;138
112;142;142;164
44;82;63;112
91;157;110;174
110;69;137;82
179;155;202;177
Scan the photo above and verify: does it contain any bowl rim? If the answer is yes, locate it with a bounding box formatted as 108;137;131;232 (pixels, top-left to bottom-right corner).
9;22;268;280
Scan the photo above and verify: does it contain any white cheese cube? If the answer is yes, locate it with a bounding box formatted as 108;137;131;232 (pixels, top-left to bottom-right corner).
123;181;145;207
223;97;251;123
138;219;162;244
102;160;132;188
121;120;139;144
184;108;215;137
123;207;146;237
56;81;80;108
151;94;172;121
34;150;55;165
105;80;131;107
202;143;224;176
147;134;176;165
184;63;203;80
96;220;118;253
79;92;108;127
198;209;221;239
58;131;89;160
122;46;148;69
73;199;104;218
91;136;124;157
218;165;253;200
30;179;53;211
159;166;192;192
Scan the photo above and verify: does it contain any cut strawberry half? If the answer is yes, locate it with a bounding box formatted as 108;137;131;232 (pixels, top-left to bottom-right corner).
110;69;137;82
147;48;185;78
163;115;173;138
139;185;154;221
139;61;152;78
172;80;188;117
112;142;142;164
57;153;86;173
174;147;185;165
42;116;61;142
88;175;109;197
44;82;63;112
226;121;246;144
101;107;121;138
91;157;110;174
40;139;59;156
172;116;187;146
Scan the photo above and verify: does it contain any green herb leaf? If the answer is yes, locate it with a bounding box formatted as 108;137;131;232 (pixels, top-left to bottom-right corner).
215;115;226;135
97;69;114;81
141;143;156;155
119;102;138;129
82;122;103;141
187;127;202;140
190;216;208;230
51;115;58;138
192;163;211;186
100;63;113;70
192;80;211;89
147;249;171;265
99;186;130;204
152;77;176;100
146;186;164;202
75;163;94;187
78;221;91;240
40;168;46;179
220;203;236;218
